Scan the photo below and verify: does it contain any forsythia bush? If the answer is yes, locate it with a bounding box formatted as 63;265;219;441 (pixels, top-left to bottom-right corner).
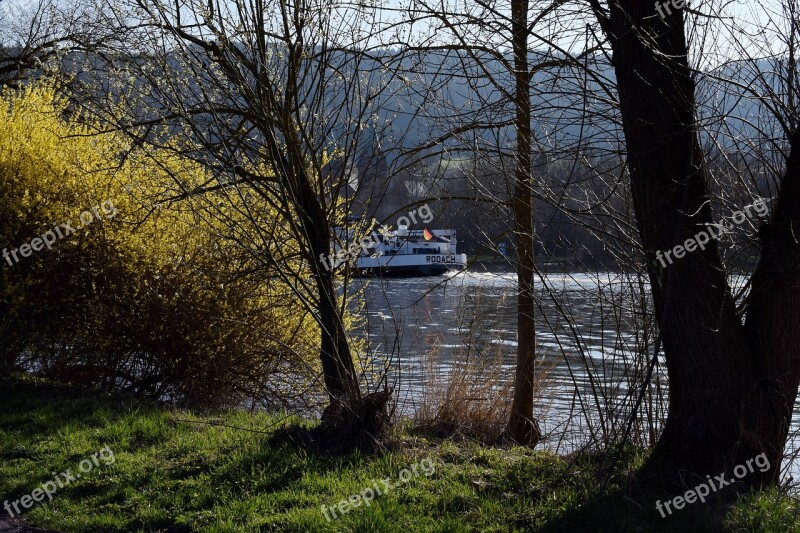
0;84;319;408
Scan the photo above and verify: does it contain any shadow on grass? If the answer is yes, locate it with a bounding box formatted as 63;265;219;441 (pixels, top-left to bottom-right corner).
537;473;759;532
0;377;133;441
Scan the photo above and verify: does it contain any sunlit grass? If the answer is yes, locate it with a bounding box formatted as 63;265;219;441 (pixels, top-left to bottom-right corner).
1;377;797;532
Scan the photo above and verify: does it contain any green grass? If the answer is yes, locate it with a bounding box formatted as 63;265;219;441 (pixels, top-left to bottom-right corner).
1;377;798;532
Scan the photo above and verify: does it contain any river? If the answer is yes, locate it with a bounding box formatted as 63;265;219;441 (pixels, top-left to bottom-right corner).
353;270;800;480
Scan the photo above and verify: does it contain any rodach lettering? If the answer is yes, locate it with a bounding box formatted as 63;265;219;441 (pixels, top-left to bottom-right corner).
426;255;458;264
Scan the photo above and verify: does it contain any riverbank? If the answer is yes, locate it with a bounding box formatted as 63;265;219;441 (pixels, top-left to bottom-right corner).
0;377;796;532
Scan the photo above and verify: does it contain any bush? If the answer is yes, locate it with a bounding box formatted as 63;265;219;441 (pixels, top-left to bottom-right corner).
0;84;318;408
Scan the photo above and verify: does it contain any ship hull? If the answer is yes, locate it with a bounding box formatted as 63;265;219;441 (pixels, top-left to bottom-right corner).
355;253;467;277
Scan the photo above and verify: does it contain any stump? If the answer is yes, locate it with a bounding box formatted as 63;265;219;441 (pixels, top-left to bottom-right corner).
273;391;392;455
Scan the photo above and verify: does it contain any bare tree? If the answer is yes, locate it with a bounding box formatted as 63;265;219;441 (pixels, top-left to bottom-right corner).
0;0;123;87
71;0;414;448
398;0;601;445
584;0;800;484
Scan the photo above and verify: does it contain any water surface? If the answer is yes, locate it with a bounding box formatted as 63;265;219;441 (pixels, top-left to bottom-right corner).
353;270;800;480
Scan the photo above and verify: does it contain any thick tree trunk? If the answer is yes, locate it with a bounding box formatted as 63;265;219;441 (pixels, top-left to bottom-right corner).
506;0;541;446
741;123;800;479
289;154;362;406
314;264;362;405
597;1;800;485
304;206;362;406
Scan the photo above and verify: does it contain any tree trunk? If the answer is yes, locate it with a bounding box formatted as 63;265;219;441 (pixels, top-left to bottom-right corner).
597;0;800;485
302;192;362;407
506;0;541;446
315;264;362;405
741;122;800;479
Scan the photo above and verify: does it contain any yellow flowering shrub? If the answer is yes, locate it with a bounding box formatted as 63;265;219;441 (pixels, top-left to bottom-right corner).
0;84;320;407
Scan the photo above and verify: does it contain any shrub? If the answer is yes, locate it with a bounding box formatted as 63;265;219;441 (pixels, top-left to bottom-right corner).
0;84;318;408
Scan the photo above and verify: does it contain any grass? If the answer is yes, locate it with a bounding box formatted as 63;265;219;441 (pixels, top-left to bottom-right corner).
1;377;799;532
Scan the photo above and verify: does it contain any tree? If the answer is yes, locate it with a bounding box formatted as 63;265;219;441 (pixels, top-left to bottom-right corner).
587;0;800;484
506;0;540;446
70;0;407;447
401;0;595;444
0;0;123;87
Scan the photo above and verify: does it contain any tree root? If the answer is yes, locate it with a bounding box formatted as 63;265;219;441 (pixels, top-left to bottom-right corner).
272;391;393;455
